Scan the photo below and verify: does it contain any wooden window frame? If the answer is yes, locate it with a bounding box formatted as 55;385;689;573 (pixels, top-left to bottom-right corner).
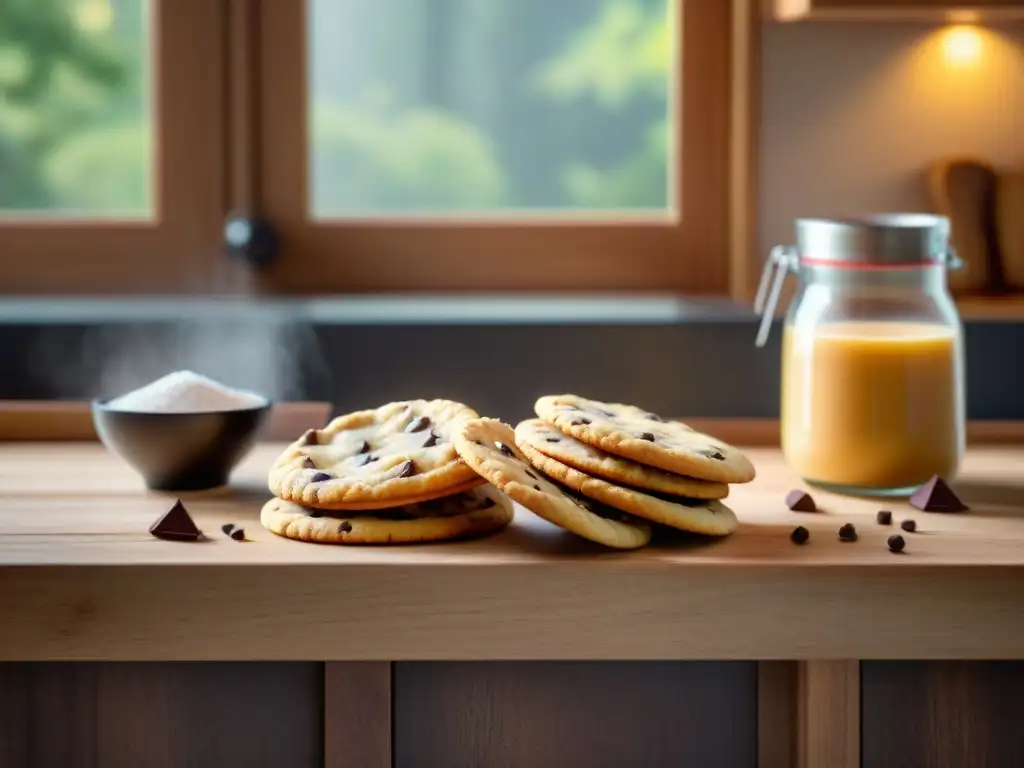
256;0;759;296
0;0;227;295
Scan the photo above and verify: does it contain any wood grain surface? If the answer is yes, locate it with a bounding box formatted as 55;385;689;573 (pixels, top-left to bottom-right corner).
799;661;860;768
324;663;392;768
2;443;1024;659
862;661;1024;768
0;662;322;767
393;662;756;768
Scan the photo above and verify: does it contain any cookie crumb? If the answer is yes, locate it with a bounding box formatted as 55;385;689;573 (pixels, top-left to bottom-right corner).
790;526;810;545
838;523;858;542
887;534;905;553
876;510;892;525
901;519;917;533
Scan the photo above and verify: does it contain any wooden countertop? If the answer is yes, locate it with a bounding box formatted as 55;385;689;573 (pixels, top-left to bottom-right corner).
2;442;1024;661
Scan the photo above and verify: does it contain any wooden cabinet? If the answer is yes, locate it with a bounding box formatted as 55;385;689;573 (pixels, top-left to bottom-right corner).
768;0;1024;22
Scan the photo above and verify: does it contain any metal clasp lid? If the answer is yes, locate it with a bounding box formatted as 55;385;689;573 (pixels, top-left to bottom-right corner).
753;245;798;348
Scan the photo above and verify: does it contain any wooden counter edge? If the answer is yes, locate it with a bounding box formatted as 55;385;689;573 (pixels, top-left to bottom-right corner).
3;563;1024;661
0;403;1021;446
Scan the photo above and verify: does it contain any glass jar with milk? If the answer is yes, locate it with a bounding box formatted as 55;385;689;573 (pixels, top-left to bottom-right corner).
755;214;966;497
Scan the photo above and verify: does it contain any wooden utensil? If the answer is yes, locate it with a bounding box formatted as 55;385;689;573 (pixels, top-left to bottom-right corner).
996;170;1024;291
928;158;1000;294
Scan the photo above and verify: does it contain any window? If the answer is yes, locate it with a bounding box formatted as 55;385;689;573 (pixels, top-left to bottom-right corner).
0;1;755;295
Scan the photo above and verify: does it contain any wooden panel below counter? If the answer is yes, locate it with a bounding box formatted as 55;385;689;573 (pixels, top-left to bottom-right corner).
2;443;1024;660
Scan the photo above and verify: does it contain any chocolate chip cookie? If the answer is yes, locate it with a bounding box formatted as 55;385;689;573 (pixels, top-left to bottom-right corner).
535;395;756;484
268;399;485;510
261;486;513;544
517;440;738;537
515;418;729;500
454;417;652;550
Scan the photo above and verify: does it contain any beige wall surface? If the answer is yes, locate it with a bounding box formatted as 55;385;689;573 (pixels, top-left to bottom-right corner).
759;22;1024;257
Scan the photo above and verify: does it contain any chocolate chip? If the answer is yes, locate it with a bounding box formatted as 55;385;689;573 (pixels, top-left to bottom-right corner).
533;484;541;491
405;416;431;433
570;418;591;426
221;523;235;536
338;521;353;533
639;432;655;442
149;499;203;542
229;527;246;541
838;523;858;542
876;510;892;525
525;469;537;480
901;519;917;533
497;442;516;458
600;409;618;418
785;489;816;512
909;475;968;512
545;437;560;443
699;449;726;461
300;429;318;446
357;440;370;454
790;526;809;545
311;472;332;483
422;432;440;448
887;534;905;553
644;412;665;422
354;454;378;467
308;510;322;518
382;460;415;480
301;456;316;469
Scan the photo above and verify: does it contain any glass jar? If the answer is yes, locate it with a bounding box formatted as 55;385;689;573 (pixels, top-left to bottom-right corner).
755;214;966;497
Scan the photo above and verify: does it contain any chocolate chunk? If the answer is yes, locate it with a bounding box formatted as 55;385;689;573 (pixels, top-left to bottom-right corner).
639;432;655;442
838;523;858;542
876;510;893;525
699;449;726;461
308;510;322;518
229;527;246;542
497;442;516;458
299;429;318;446
221;523;235;536
354;454;378;467
887;534;905;553
533;484;541;491
900;519;917;533
570;418;591;426
422;432;440;448
525;469;537;480
544;437;560;443
149;499;203;542
910;475;968;512
301;456;316;469
356;440;370;454
338;521;353;533
790;526;810;545
311;472;332;483
405;416;431;433
785;489;816;512
382;460;415;480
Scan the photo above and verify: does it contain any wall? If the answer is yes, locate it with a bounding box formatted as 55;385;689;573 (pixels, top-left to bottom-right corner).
760;21;1024;256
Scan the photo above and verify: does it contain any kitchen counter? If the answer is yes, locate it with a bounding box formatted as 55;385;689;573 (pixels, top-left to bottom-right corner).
3;442;1024;661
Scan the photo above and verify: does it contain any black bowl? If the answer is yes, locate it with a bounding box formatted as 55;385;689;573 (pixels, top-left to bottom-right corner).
91;398;273;491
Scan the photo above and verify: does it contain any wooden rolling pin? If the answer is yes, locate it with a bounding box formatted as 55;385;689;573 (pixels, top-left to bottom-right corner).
997;170;1024;291
928;158;1000;294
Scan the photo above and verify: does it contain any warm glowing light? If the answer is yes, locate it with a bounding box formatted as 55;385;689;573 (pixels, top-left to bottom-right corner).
941;25;984;66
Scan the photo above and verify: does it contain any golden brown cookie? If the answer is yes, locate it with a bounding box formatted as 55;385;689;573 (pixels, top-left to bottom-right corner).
515;418;728;500
535;395;755;484
517;441;738;537
268;399;484;510
454;417;651;550
260;486;513;544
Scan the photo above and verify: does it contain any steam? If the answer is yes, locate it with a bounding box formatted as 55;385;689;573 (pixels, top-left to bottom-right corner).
31;301;332;404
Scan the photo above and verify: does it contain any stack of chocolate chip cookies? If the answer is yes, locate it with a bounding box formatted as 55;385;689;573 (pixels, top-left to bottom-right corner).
261;399;514;544
454;395;754;550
